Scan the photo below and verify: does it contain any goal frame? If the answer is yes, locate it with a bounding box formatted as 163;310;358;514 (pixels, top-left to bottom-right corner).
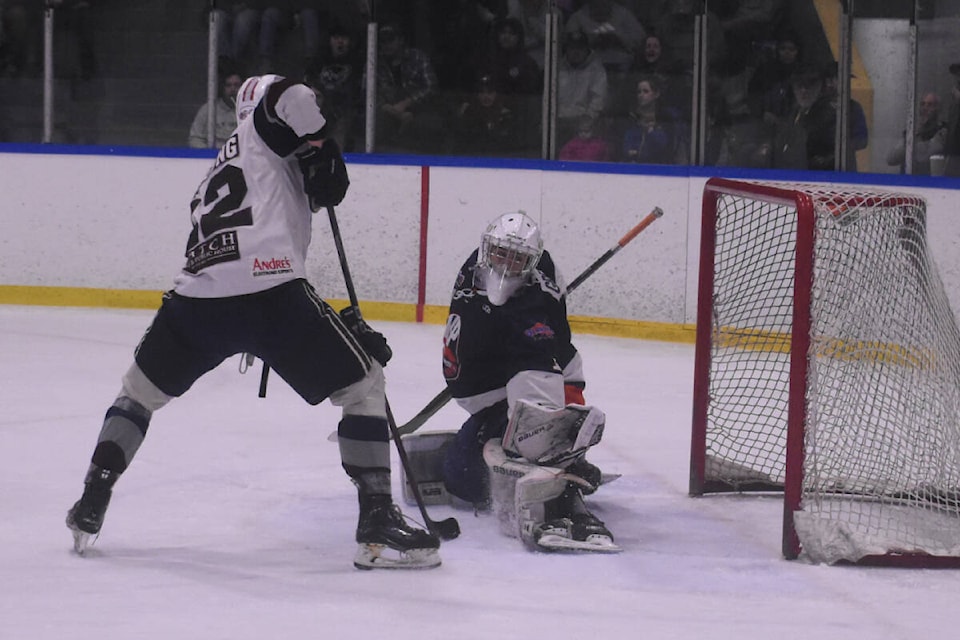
689;177;960;567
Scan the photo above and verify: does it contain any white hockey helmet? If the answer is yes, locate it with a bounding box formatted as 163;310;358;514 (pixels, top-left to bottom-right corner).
478;211;543;305
236;74;282;122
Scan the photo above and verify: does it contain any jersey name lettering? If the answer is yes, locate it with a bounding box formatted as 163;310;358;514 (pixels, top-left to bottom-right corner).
214;133;240;168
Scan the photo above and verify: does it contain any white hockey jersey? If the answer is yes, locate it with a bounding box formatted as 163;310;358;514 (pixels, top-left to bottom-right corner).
173;81;327;298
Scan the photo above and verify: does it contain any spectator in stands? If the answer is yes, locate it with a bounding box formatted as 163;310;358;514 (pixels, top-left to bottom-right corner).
885;92;948;176
618;73;685;164
633;32;674;78
507;0;550;69
631;32;687;116
187;71;243;149
943;63;960;177
472;16;543;150
304;24;363;152
557;30;608;148
474;17;542;99
448;74;522;157
558;114;611;161
653;0;726;77
747;29;802;123
565;0;645;74
258;1;323;74
210;1;263;75
374;22;442;152
770;65;835;170
820;61;867;171
716;0;786;75
712;112;771;168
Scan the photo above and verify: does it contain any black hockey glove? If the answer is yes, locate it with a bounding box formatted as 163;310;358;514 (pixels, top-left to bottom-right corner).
297;138;349;212
339;305;393;367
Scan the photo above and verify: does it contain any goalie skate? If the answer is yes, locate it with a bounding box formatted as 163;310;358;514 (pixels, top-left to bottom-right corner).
560;470;622;493
533;516;622;554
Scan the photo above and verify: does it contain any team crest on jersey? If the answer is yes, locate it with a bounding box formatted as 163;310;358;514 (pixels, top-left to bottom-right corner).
442;314;462;379
184;230;240;274
252;256;293;277
524;322;555;340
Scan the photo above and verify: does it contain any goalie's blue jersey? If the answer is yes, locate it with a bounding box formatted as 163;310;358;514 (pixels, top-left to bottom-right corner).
442;249;583;414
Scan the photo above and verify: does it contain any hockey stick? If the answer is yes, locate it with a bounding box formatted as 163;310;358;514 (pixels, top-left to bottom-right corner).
258;361;270;398
326;205;461;541
395;206;665;436
325;384;451;443
395;387;455;435
237;352;270;398
567;206;663;290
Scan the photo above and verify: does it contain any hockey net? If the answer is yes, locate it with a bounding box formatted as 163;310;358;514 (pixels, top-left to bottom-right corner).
690;177;960;566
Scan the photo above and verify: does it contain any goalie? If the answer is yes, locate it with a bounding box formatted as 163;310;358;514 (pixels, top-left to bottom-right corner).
440;212;618;552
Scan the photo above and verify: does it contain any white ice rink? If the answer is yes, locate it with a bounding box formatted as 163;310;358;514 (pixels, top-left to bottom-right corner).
2;304;959;639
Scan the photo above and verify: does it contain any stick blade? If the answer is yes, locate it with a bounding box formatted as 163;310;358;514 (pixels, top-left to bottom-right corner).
434;517;461;541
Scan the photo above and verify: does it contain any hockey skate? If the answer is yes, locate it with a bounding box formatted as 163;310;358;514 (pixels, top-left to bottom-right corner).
66;467;117;555
564;458;603;494
354;495;441;570
532;484;621;553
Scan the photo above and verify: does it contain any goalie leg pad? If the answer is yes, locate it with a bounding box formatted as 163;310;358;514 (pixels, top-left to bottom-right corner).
501;400;605;467
483;439;567;543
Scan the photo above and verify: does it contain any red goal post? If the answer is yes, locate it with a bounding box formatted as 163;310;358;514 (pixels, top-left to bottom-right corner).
690;177;960;566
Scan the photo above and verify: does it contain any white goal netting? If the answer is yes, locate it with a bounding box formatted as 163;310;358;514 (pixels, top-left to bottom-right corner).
693;179;960;565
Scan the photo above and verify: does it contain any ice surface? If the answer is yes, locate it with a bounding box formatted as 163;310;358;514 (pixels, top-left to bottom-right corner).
2;305;959;640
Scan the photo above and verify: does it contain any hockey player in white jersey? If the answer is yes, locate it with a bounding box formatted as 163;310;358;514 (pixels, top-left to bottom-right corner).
66;74;441;569
441;212;618;552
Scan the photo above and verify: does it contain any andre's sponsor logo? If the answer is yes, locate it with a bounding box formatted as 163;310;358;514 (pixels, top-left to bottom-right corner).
252;256;294;277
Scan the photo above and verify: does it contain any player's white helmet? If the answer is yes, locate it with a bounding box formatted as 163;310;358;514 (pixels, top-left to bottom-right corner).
236;74;282;122
478;211;543;305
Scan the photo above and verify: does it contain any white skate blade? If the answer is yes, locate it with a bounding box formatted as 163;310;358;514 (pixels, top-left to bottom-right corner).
600;473;621;485
535;533;622;553
71;528;95;556
353;544;442;570
559;472;621;488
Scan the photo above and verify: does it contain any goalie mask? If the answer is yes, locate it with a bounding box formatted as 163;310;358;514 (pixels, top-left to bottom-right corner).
236;74;282;122
478;212;543;306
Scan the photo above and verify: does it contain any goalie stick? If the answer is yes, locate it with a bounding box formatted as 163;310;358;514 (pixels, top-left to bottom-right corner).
393;206;665;436
325;386;451;443
326;205;461;542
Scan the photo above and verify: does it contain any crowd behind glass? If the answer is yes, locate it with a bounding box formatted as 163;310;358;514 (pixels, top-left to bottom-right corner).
2;1;959;176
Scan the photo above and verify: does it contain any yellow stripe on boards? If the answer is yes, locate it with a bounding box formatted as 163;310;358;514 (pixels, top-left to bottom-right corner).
0;285;695;343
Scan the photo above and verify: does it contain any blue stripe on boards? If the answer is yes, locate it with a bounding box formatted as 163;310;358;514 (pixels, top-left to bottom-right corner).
1;142;957;190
